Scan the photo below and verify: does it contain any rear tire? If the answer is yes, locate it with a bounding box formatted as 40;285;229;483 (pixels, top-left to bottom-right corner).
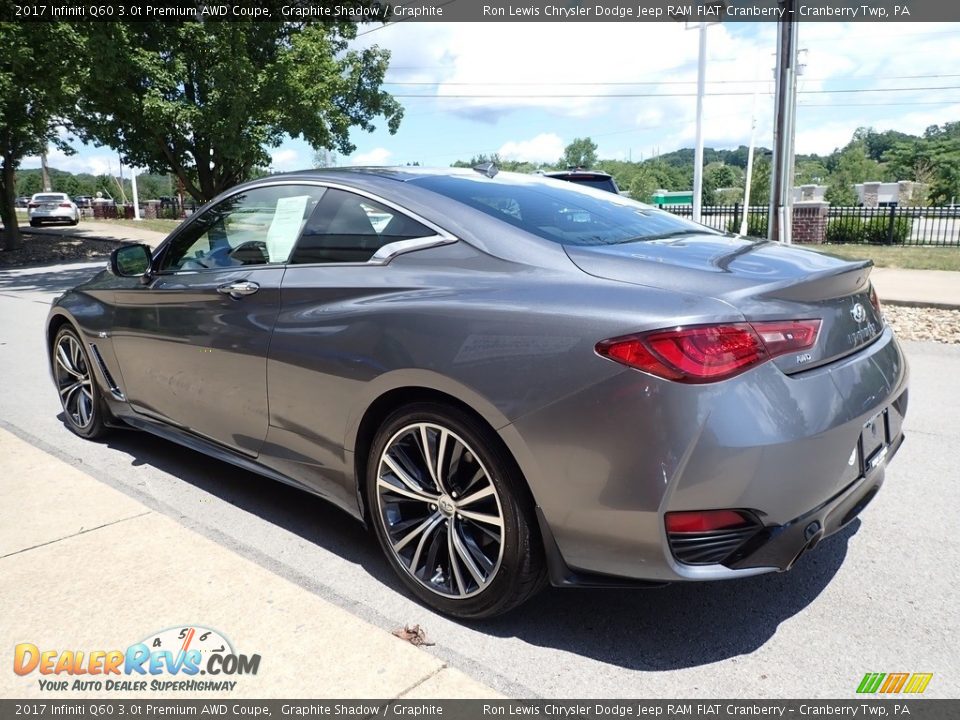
51;326;111;440
30;219;40;227
367;402;546;618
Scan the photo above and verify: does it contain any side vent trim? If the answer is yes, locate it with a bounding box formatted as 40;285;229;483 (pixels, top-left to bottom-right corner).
89;343;125;401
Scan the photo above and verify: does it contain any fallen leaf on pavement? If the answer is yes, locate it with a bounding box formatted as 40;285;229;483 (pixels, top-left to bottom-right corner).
392;624;434;646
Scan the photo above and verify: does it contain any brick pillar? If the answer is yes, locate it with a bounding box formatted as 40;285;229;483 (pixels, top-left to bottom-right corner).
792;201;829;244
862;182;881;208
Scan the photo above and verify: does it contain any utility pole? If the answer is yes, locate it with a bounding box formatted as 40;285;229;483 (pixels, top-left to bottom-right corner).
674;7;726;223
131;167;141;221
768;4;800;243
740;87;759;236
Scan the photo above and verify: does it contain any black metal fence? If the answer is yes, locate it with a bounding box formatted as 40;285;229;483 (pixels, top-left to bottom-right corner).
662;204;960;247
662;204;768;236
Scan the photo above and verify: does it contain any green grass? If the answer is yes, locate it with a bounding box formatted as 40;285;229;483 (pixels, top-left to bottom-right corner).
15;209;180;235
814;244;960;272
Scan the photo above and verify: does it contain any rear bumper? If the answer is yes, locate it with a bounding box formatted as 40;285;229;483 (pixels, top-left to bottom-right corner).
505;326;909;585
725;429;904;573
30;210;76;220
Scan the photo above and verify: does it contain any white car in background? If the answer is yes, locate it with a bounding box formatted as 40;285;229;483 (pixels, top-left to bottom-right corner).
28;193;80;227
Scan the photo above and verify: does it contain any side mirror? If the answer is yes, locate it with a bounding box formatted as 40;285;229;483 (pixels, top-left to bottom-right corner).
109;244;152;278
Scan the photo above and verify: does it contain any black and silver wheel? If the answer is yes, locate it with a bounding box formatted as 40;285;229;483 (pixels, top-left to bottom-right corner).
368;402;545;618
52;326;109;439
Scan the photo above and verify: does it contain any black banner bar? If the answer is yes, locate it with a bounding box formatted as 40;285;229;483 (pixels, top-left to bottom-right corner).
0;700;957;720
3;0;958;23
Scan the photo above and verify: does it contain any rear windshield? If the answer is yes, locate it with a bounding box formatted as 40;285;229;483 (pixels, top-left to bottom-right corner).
411;174;715;246
35;194;66;202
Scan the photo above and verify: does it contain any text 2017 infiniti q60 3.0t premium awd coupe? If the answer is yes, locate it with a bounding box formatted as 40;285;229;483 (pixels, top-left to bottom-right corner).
47;167;908;617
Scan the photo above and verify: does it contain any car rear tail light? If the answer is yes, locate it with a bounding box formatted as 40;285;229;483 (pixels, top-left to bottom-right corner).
665;510;762;565
665;510;752;533
59;203;72;208
28;203;38;209
868;284;882;316
596;319;821;383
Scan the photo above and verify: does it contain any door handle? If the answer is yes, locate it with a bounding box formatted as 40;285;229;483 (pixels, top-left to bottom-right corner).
217;280;260;299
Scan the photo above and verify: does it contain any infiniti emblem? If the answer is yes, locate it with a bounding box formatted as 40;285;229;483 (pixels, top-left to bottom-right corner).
438;495;456;517
851;303;867;323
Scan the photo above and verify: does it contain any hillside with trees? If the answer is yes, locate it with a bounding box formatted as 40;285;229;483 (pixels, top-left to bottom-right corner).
451;124;960;207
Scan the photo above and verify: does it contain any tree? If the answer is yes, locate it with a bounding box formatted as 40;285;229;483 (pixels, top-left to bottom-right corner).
749;156;772;206
704;162;737;189
825;141;881;206
561;138;598;169
0;24;80;250
628;167;659;202
72;20;403;203
795;158;828;185
313;149;338;168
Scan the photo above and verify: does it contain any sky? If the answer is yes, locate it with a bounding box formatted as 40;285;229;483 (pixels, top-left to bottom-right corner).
23;21;960;176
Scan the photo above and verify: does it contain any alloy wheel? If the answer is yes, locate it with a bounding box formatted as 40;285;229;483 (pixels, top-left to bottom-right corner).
54;333;95;429
375;422;505;599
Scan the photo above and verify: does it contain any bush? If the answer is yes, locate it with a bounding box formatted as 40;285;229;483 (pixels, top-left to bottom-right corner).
825;216;911;244
727;213;768;238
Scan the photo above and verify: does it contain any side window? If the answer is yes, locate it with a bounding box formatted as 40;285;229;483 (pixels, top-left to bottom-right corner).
160;185;325;271
290;188;433;264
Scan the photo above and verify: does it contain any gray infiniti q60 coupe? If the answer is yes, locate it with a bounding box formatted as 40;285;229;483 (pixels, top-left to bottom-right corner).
47;167;908;617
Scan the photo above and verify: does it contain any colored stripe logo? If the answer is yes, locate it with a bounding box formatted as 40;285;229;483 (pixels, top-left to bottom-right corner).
857;672;933;694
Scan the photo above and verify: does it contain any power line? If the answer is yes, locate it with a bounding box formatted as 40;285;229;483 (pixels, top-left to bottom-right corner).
389;85;960;99
802;28;960;43
800;100;960;107
384;73;960;87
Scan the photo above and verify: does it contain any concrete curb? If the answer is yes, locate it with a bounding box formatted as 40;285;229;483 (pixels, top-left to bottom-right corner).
0;427;500;700
25;226;128;245
881;299;960;311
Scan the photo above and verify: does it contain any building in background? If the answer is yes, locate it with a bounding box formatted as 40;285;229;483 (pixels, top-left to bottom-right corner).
855;181;925;208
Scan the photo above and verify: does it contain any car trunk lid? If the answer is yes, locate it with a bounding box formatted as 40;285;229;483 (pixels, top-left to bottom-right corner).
565;233;884;373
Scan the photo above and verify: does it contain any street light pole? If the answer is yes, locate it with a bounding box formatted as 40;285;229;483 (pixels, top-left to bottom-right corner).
768;4;800;243
692;20;708;224
131;167;141;221
740;87;758;236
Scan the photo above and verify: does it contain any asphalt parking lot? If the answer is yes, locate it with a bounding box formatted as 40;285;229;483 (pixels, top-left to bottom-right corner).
1;259;957;698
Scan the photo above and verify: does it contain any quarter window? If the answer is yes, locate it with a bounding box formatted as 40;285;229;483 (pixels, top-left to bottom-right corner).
290;188;433;264
160;185;325;271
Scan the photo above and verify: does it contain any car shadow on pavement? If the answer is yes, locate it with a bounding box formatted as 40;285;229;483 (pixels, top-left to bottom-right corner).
82;420;857;671
91;425;396;582
477;521;859;670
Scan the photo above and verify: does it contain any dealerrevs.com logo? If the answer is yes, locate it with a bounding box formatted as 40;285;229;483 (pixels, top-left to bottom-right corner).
13;625;261;692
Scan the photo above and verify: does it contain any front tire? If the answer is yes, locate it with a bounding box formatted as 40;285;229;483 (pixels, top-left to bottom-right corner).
367;402;545;618
51;326;110;440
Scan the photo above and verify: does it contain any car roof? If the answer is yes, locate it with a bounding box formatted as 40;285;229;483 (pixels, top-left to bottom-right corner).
281;166;490;183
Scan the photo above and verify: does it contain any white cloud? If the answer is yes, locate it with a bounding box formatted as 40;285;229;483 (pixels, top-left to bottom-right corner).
348;147;393;165
270;148;303;171
353;21;960;160
497;133;564;163
22;146;117;176
358;22;720;120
